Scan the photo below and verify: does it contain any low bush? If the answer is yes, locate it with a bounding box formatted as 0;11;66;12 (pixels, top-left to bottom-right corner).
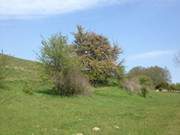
122;76;150;97
122;78;141;93
140;87;148;98
57;70;91;96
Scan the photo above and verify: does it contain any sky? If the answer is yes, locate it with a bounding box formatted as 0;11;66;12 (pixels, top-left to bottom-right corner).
0;0;180;83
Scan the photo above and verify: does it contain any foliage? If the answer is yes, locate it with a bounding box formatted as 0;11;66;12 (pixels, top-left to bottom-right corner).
122;77;141;93
169;83;180;91
174;83;180;90
138;75;153;89
139;75;154;97
128;66;145;78
128;66;171;88
73;26;123;85
40;34;91;96
59;69;91;96
122;75;153;97
140;87;148;98
145;66;171;86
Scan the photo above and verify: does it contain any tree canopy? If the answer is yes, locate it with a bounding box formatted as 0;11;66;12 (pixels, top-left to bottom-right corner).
128;66;171;88
73;26;123;85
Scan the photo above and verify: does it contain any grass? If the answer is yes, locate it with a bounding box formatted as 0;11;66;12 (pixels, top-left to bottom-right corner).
0;56;180;135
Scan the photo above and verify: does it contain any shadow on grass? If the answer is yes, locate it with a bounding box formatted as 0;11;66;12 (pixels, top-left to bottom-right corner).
36;87;87;98
36;87;60;96
0;81;11;91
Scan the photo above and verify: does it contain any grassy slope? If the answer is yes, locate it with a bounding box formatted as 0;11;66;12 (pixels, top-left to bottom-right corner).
0;56;180;135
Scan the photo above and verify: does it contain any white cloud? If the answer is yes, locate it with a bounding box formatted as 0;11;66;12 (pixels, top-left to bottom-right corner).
127;50;175;61
0;0;124;19
0;0;177;20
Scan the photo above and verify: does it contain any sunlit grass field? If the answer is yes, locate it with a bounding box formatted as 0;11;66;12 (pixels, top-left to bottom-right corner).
0;56;180;135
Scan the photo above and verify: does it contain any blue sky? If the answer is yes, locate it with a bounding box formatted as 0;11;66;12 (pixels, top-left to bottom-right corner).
0;0;180;82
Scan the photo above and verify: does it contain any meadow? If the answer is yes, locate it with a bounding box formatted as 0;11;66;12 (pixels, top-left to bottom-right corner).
0;56;180;135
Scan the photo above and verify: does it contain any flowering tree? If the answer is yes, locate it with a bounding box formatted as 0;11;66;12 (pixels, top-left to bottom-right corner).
74;26;123;85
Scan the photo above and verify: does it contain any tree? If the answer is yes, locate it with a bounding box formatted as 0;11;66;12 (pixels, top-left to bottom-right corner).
169;83;180;91
40;34;91;96
145;66;171;87
128;66;146;78
73;26;123;85
128;66;171;88
138;75;153;89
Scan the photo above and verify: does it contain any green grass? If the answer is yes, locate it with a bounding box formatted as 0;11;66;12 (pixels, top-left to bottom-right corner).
0;56;180;135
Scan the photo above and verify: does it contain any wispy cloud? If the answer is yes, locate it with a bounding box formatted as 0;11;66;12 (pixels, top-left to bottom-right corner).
0;0;123;20
127;50;175;61
0;0;177;20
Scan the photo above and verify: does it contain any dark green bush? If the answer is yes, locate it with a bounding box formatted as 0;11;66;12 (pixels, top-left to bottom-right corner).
140;87;148;98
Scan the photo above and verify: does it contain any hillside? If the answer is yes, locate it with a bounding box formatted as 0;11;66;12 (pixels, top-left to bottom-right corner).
4;56;41;81
0;56;180;135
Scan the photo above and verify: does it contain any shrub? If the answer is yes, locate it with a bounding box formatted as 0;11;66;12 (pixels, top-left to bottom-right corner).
122;76;150;97
122;77;141;93
40;34;91;96
138;75;153;90
58;70;91;96
138;76;152;97
140;87;148;98
106;78;119;86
